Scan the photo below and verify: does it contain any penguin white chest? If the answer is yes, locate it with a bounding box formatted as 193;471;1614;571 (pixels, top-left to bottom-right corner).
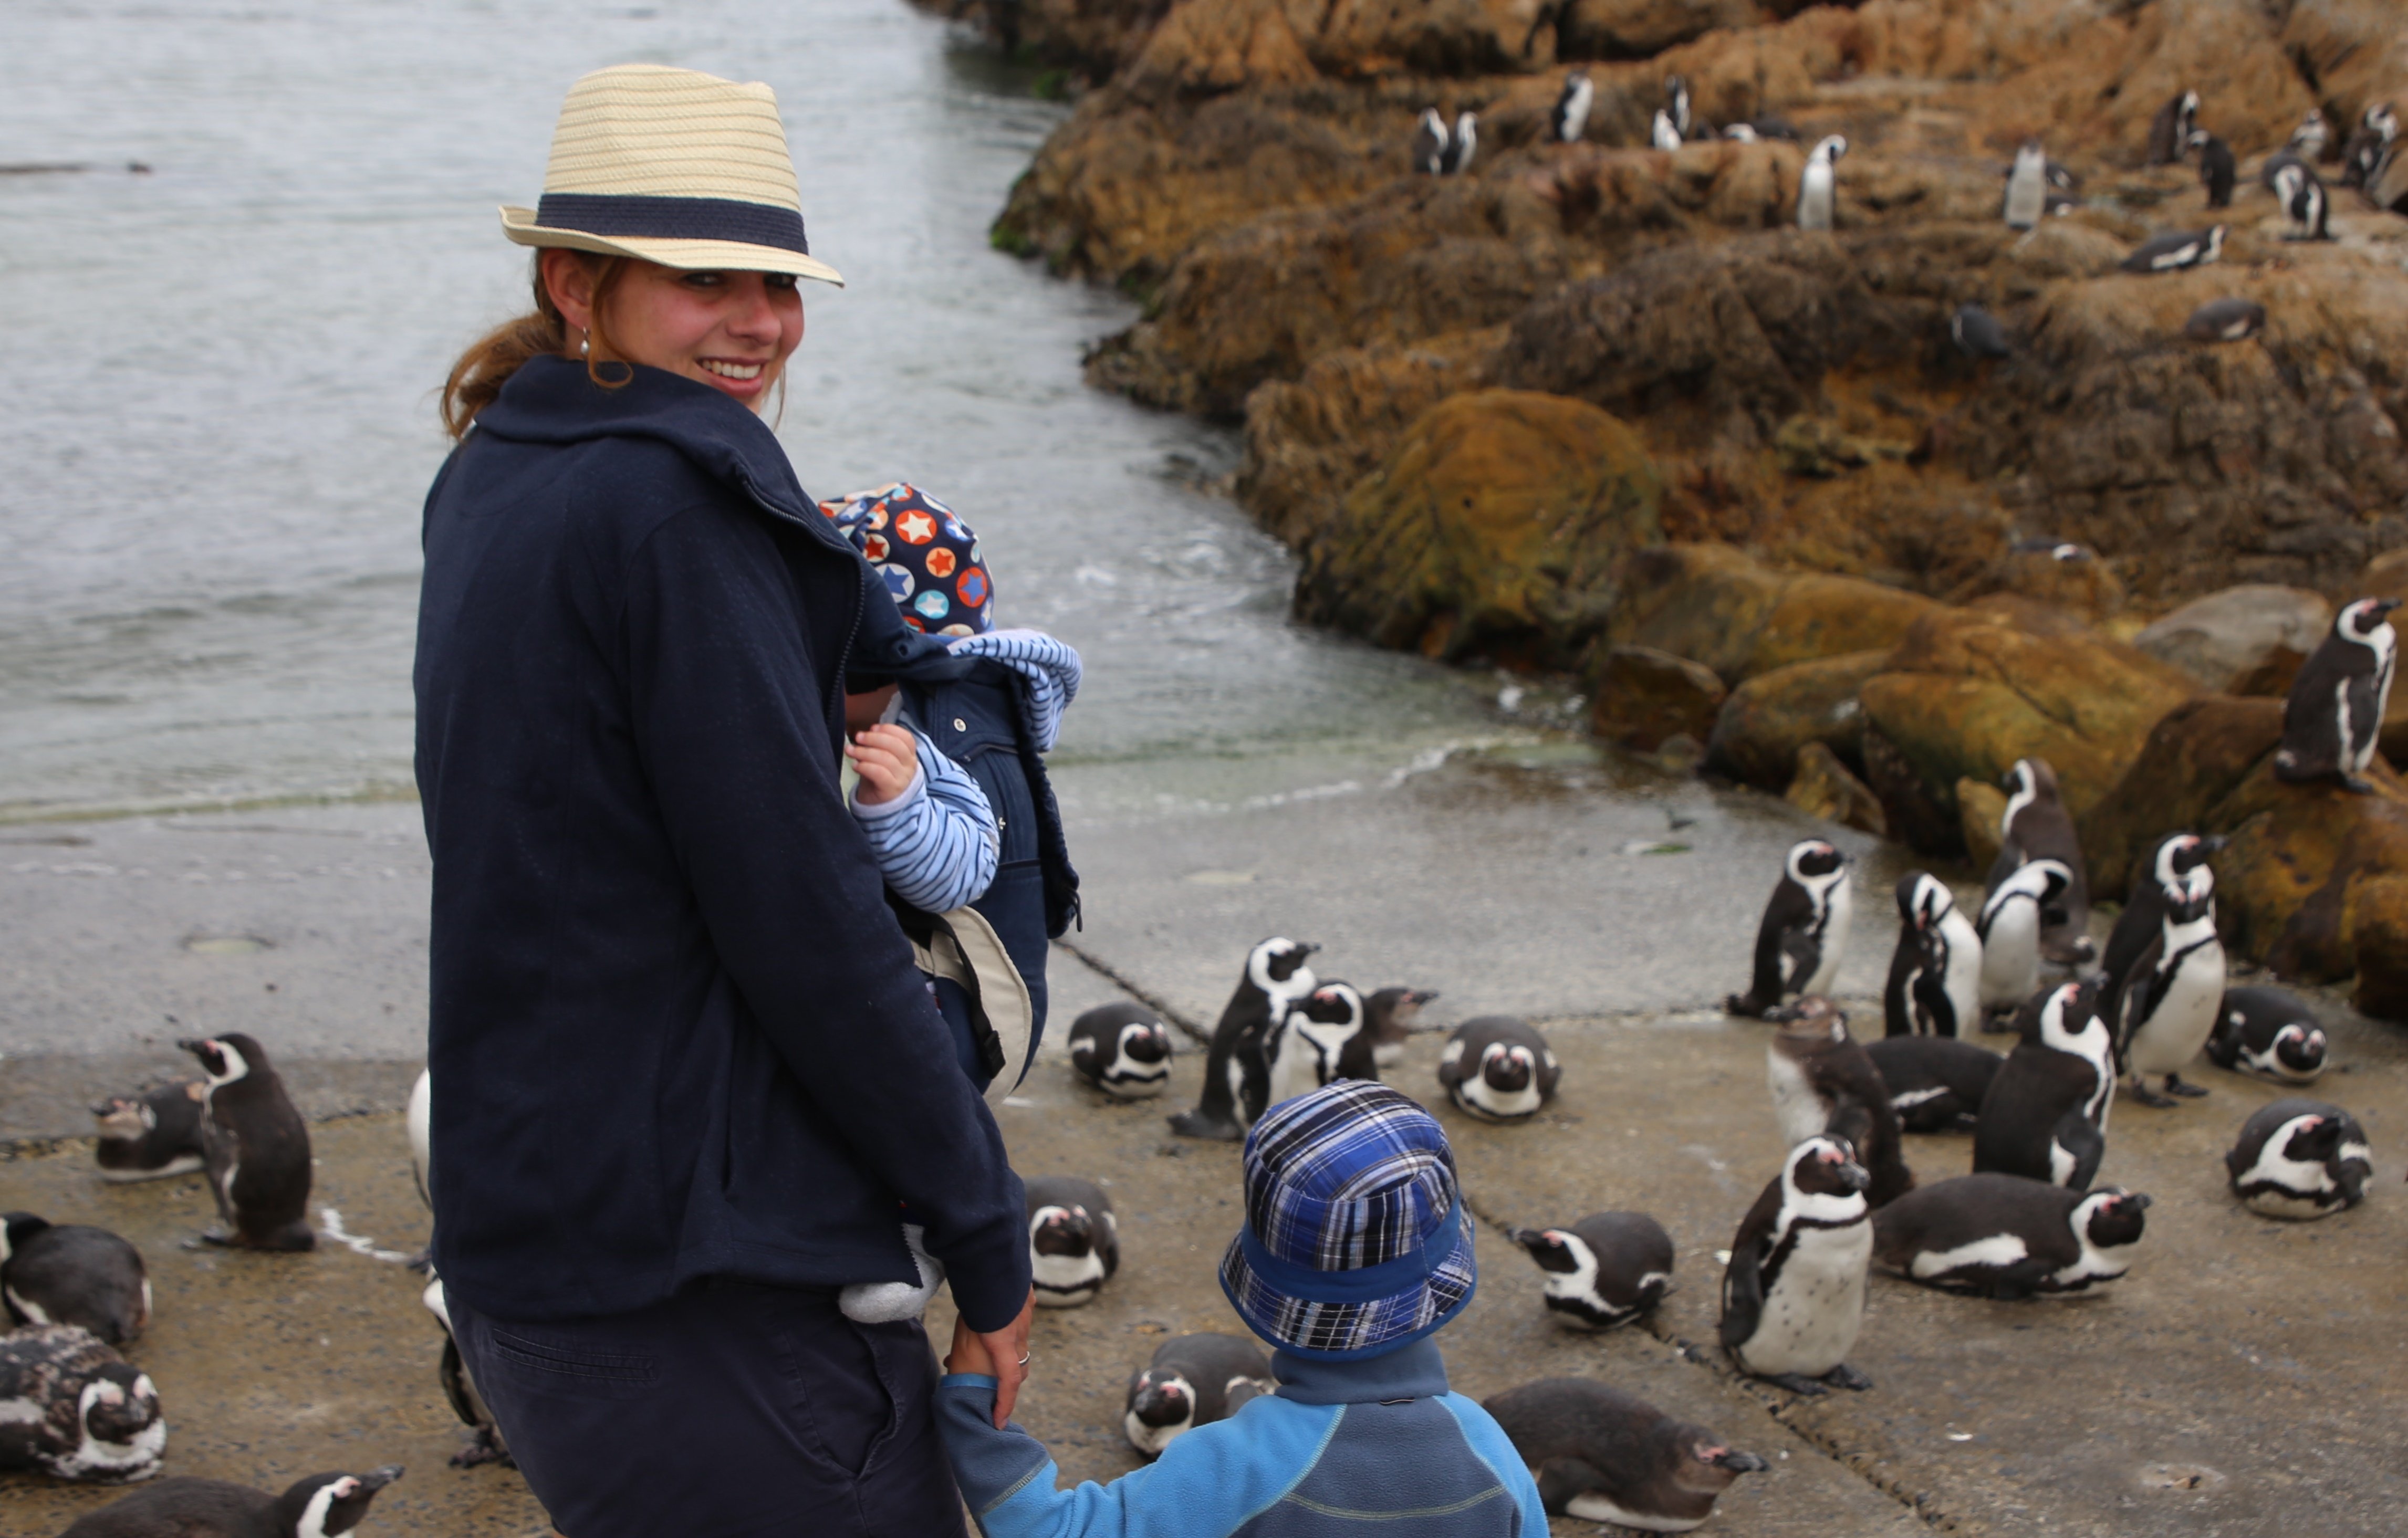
1564;1493;1710;1532
2129;943;2226;1074
1032;1248;1108;1304
1800;882;1852;998
1742;1223;1869;1375
1938;913;1984;1029
1766;1053;1826;1148
1978;900;2041;1008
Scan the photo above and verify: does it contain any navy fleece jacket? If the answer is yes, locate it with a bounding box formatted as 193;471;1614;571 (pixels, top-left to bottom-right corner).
413;355;1029;1328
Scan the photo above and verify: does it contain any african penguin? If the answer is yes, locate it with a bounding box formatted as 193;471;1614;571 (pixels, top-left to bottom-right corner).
2258;147;2308;193
1265;980;1371;1108
1484;1379;1766;1532
1883;873;1981;1039
1169;936;1317;1140
1796;135;1846;231
2113;868;2225;1107
2225;1098;2372;1219
90;1081;206;1184
1951;304;2011;360
1506;1211;1675;1330
1723;122;1759;143
1664;74;1691;139
406;1067;431;1210
1026;1175;1119;1308
1;1214;150;1344
1725;838;1853;1019
1440;112;1478;176
1123;1333;1273;1458
2289;107;2330;161
1766;997;1913;1208
1873;1176;2151;1299
1067;1001;1175;1097
1551;71;1592;144
2100;831;2219;1011
2184;297;2265;342
1437;1016;1560;1123
1989;757;2093;964
1973;981;2115;1190
2274;597;2399;792
179;1032;315;1251
2188;130;2235;207
1364;986;1437;1068
420;1276;510;1468
2146;89;2199;165
59;1466;405;1538
0;1324;163;1483
1719;1135;1874;1396
2119;225;2224;274
1863;1035;2001;1133
2205;985;2329;1083
1650;109;1683;151
2271;161;2331;241
1976;858;2073;1018
1411;108;1447;176
2341;102;2397;188
2003;139;2048;228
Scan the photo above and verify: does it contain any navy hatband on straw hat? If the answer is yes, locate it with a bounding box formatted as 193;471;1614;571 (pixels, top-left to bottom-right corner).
530;194;811;256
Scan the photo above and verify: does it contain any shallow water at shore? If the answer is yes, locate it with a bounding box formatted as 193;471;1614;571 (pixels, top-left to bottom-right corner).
0;0;1515;822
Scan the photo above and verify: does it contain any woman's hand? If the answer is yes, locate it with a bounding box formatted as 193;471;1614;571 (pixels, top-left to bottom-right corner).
845;723;920;805
946;1290;1036;1428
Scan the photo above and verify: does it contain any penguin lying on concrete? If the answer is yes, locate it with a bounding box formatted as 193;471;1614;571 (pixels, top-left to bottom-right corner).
1;1213;150;1344
1265;981;1370;1108
1364;985;1437;1068
2275;597;2399;793
1725;838;1852;1019
1864;1035;2000;1133
1169;937;1317;1141
1068;1002;1175;1098
1484;1378;1766;1532
1974;982;2114;1190
2111;867;2224;1107
90;1081;205;1183
2205;986;2328;1083
1884;873;1980;1039
2119;225;2225;274
1766;997;1912;1208
2225;1098;2373;1219
1989;757;2092;964
1873;1175;2150;1299
1976;858;2072;1021
59;1465;403;1537
1123;1333;1273;1458
1506;1211;1674;1330
180;1032;315;1251
1026;1175;1119;1307
0;1324;163;1483
419;1275;511;1468
1720;1134;1874;1396
1437;1016;1560;1122
2101;831;2220;1006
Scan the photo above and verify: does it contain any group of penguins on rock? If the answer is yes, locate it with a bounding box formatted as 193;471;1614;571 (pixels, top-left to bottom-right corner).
3;1033;408;1536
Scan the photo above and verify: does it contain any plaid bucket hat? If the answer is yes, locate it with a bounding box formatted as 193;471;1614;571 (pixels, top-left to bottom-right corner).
820;483;994;637
1219;1080;1477;1360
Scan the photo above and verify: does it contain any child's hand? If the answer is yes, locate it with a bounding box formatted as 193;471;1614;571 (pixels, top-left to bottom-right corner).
846;723;920;805
945;1313;996;1377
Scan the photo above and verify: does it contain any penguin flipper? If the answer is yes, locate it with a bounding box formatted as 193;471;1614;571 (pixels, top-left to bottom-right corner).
1718;1241;1765;1353
1534;1457;1608;1518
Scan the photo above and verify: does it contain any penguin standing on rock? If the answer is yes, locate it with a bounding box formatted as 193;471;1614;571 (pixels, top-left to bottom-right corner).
2275;597;2399;792
1976;859;2072;1019
58;1466;404;1538
1864;1035;2000;1132
179;1033;315;1251
1440;112;1478;175
1797;135;1846;230
2188;130;2235;207
2271;161;2332;241
1990;757;2092;963
2003;139;2048;228
1363;985;1437;1068
1;1215;150;1344
1265;981;1371;1106
1170;937;1317;1140
1719;1135;1874;1396
2120;225;2224;273
1725;838;1853;1019
1437;1016;1560;1122
2341;102;2397;189
1551;71;1592;144
1484;1379;1767;1531
1873;1176;2151;1298
2225;1099;2372;1218
1766;997;1913;1208
2205;986;2328;1082
1068;1002;1175;1097
1123;1334;1273;1458
1411;108;1447;175
1664;74;1692;139
1506;1211;1675;1330
90;1082;205;1183
1650;109;1683;151
2113;868;2226;1107
0;1324;164;1483
2289;108;2330;161
1884;873;1980;1039
1974;981;2115;1190
1025;1175;1119;1307
2147;89;2199;164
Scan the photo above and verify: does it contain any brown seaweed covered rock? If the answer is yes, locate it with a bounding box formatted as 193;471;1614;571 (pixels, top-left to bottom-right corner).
1787;740;1885;835
1615;545;1938;685
1705;648;1889;790
1291;390;1662;664
2079;696;2286;899
1590;645;1726;750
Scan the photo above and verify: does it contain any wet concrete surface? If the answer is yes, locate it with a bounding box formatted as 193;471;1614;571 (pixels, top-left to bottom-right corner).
5;767;2405;1535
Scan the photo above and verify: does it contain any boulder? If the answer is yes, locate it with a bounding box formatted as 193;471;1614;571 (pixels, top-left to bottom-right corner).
1949;542;2127;622
2207;757;2408;983
1591;644;1726;750
1616;545;1940;684
1957;778;2008;874
2079;695;2285;901
2344;874;2408;1022
909;0;1170;75
2132;585;2333;696
1557;0;1767;62
1291;390;1663;664
1863;725;1961;857
1705;648;1888;790
1787;741;1886;836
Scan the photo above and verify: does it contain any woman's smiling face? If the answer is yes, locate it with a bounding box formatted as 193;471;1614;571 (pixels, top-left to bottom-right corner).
543;250;804;409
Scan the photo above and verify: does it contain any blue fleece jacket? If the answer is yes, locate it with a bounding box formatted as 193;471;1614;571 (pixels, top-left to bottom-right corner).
937;1339;1545;1538
414;356;1029;1329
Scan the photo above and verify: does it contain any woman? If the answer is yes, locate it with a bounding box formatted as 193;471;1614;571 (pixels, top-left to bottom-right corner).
415;65;1031;1535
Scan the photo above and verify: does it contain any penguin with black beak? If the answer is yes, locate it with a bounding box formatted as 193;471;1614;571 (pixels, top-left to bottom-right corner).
1485;1379;1767;1531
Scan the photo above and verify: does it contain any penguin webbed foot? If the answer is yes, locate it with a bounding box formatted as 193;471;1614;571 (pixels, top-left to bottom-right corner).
1822;1363;1874;1391
1757;1372;1831;1396
2126;1079;2177;1108
2162;1074;2209;1098
2343;775;2377;795
406;1247;434;1275
1724;992;1766;1020
450;1429;515;1470
1166;1110;1244;1141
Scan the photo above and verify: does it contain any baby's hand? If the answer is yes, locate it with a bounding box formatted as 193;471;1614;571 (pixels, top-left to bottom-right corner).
946;1312;996;1376
846;723;920;805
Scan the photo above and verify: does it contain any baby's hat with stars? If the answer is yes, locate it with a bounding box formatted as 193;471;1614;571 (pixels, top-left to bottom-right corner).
820;483;994;637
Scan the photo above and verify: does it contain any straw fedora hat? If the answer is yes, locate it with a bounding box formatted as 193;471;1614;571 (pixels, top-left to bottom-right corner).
501;64;842;286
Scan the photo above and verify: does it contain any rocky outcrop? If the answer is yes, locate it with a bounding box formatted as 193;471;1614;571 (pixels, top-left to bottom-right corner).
2132;585;2331;695
1705;647;1889;788
1590;644;1726;749
1787;740;1885;835
911;0;1170;76
1614;543;1941;683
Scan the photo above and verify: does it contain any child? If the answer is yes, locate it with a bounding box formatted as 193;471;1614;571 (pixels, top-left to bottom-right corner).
846;682;999;917
937;1080;1548;1537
